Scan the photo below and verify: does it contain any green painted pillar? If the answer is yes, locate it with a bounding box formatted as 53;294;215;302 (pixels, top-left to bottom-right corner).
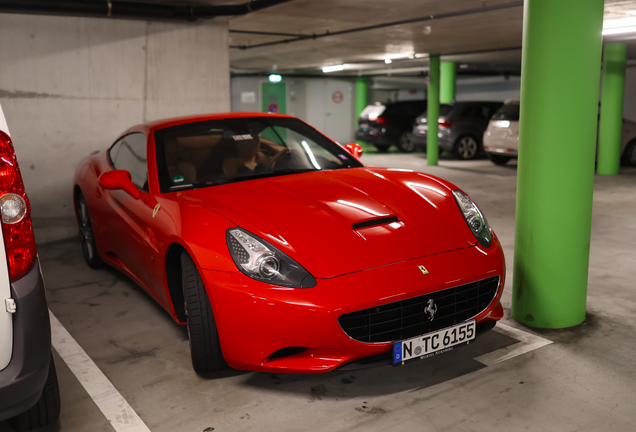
512;0;604;329
440;61;456;104
598;43;627;175
355;77;369;127
427;55;440;165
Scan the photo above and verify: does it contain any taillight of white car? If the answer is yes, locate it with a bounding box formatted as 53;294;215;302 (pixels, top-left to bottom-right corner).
0;131;37;281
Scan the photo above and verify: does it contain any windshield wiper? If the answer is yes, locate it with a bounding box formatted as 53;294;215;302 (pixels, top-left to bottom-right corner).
168;179;232;191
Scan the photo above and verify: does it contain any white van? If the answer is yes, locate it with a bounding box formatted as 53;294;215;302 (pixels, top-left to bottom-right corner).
0;103;60;430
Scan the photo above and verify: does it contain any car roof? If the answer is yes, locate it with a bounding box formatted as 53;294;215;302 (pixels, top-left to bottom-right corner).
128;112;297;134
0;102;10;137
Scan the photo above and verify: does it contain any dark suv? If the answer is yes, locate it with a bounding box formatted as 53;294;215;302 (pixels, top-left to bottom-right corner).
411;101;503;159
0;104;60;430
355;100;427;152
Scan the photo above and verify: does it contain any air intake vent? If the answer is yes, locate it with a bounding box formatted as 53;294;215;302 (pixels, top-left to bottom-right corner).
338;276;500;343
353;216;399;230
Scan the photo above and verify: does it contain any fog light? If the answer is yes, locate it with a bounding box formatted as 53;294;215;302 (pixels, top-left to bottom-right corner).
0;193;27;224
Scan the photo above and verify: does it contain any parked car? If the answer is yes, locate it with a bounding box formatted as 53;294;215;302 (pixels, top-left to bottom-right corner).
484;99;636;166
412;101;503;160
0;104;60;430
74;112;505;374
355;100;427;152
483;100;520;165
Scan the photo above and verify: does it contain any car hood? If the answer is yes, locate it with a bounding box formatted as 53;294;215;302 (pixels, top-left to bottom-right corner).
180;167;476;278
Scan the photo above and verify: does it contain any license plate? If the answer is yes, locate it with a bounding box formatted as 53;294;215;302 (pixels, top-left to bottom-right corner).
393;320;476;364
360;123;369;128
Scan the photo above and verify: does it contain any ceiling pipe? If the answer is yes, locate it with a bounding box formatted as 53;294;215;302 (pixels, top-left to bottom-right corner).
0;0;292;21
231;0;523;50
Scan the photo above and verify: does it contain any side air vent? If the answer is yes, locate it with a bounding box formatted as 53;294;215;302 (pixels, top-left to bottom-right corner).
353;216;399;230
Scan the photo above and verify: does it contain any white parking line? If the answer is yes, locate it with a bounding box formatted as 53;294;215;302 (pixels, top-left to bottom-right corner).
475;322;553;366
49;311;151;432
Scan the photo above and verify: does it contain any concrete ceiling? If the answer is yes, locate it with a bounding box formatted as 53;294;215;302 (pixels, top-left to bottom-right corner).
225;0;636;76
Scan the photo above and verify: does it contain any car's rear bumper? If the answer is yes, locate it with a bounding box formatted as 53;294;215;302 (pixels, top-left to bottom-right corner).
0;259;52;422
411;129;454;152
201;236;505;373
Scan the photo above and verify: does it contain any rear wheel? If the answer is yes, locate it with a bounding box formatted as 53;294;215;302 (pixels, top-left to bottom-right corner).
8;355;61;431
181;252;227;373
487;153;511;166
622;140;636;166
453;135;480;160
76;192;103;269
396;131;415;152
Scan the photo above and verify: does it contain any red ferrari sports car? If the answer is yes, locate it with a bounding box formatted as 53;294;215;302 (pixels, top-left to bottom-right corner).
73;112;505;374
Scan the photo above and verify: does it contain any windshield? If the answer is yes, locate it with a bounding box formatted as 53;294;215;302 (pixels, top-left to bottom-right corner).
154;116;363;192
492;103;520;121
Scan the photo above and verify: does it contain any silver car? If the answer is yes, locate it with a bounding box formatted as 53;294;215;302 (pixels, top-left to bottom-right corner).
484;99;636;166
411;101;503;160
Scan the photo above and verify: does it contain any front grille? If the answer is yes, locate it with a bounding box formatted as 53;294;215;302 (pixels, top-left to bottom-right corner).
338;276;500;343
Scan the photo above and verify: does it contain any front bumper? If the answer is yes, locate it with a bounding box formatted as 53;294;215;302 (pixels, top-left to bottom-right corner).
202;236;505;373
0;259;52;422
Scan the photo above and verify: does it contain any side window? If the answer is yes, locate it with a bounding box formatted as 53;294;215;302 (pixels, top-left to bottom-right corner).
109;133;148;190
458;105;474;118
476;104;494;119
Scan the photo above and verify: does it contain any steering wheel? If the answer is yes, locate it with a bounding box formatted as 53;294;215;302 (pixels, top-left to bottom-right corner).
268;147;290;169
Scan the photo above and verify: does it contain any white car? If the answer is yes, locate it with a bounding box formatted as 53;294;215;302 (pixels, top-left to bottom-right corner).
0;103;60;430
483;99;636;166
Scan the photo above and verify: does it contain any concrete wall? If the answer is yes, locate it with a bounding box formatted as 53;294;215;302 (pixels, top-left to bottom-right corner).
455;76;521;102
0;13;230;221
623;65;636;122
231;76;356;142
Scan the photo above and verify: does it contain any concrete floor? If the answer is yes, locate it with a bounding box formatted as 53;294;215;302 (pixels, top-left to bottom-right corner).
3;153;636;432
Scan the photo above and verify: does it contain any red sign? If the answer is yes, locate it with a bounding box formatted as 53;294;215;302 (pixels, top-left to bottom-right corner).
332;90;344;104
268;102;279;113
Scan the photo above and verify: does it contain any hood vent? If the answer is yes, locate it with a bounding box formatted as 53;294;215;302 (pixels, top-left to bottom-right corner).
353;216;399;230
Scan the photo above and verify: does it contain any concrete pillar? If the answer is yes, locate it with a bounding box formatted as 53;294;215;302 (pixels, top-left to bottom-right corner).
512;0;604;328
440;61;456;104
427;55;440;165
598;43;627;175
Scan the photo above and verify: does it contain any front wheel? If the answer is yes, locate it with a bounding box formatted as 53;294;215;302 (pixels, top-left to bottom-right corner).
622;140;636;166
396;131;415;152
181;252;227;373
487;153;511;166
453;135;480;160
8;355;61;431
76;192;103;269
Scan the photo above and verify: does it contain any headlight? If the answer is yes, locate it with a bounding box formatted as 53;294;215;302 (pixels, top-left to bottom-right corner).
227;228;317;288
452;190;492;248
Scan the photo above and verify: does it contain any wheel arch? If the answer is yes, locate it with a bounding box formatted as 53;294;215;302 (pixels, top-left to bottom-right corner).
165;242;188;323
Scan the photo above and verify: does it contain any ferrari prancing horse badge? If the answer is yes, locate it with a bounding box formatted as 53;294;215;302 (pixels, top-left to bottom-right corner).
418;265;429;275
152;203;161;218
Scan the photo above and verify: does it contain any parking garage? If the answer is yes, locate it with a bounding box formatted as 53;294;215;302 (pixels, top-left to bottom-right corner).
1;1;636;431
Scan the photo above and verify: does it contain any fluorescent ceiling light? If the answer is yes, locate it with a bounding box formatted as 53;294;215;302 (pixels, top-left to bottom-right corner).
385;59;392;64
603;16;636;35
322;64;345;73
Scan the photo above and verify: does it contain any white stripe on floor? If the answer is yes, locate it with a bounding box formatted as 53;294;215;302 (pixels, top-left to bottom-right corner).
475;322;553;366
49;310;151;432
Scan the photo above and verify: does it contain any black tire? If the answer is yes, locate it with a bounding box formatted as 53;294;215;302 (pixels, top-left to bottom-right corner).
76;192;104;269
180;252;227;373
621;139;636;166
453;135;480;160
487;153;511;166
8;355;61;431
396;131;415;152
373;144;391;152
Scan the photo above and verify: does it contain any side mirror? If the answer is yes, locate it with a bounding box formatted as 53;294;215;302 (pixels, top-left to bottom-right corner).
344;143;363;160
98;170;141;199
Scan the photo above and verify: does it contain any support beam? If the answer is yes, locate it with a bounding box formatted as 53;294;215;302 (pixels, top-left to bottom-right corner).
512;0;603;328
597;43;627;175
440;61;456;104
427;55;440;165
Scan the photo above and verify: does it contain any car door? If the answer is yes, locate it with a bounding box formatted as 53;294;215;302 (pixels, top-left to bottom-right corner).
103;133;155;290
